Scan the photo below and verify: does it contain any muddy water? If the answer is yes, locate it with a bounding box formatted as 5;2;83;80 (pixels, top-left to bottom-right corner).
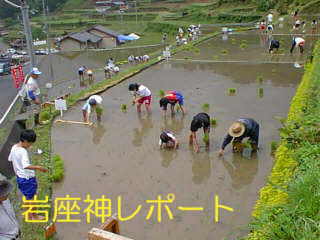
52;39;303;240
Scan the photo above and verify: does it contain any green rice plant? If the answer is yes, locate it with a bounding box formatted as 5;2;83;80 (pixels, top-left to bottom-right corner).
242;141;251;149
202;103;210;112
221;49;228;55
257;75;263;84
184;56;189;60
176;104;181;112
193;48;200;54
240;43;247;50
121;104;127;111
158;89;165;98
96;106;103;115
258;87;264;96
50;154;64;182
241;39;248;44
210;118;217;126
270;141;279;155
213;55;219;60
272;68;276;74
228;88;236;95
203;133;209;144
231;38;236;44
279;48;285;54
208;43;212;46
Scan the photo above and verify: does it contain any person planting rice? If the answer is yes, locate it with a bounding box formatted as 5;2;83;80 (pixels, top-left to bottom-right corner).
189;113;210;153
217;118;259;156
159;130;179;150
128;83;152;114
259;20;266;33
269;39;280;54
78;65;86;81
82;95;103;125
290;37;305;54
159;91;186;116
87;68;94;82
8;129;48;220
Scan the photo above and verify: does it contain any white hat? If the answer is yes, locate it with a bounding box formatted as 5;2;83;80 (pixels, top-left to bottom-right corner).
30;67;42;75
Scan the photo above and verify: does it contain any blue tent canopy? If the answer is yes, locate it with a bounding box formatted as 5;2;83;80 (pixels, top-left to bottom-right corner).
117;35;136;41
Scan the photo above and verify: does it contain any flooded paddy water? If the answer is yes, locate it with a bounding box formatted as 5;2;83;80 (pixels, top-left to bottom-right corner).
51;29;311;240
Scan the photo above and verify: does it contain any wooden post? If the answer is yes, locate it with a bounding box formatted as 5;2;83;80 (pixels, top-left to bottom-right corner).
88;228;134;240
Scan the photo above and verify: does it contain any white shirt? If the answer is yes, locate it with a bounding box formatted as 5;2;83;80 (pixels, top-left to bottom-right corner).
159;132;176;146
0;199;19;240
268;25;274;30
88;95;103;105
113;66;119;72
26;76;40;96
267;14;273;23
136;85;151;97
295;37;305;45
8;145;35;179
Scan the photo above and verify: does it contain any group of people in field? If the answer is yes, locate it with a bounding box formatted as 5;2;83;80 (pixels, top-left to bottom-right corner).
176;24;201;45
82;83;260;155
258;11;317;56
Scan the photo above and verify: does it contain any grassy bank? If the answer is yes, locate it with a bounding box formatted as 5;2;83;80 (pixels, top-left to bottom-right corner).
247;41;320;239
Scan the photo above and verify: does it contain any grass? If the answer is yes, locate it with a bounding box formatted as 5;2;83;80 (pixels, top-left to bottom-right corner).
247;41;320;240
202;103;210;112
50;154;64;182
39;109;50;122
257;75;263;84
210;118;217;126
228;88;236;95
270;141;279;155
158;89;165;98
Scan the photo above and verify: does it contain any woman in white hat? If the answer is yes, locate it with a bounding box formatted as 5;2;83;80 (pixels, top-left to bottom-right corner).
218;118;259;156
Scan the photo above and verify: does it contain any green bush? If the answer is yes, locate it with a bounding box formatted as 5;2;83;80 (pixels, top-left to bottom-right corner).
51;154;64;182
39;109;50;122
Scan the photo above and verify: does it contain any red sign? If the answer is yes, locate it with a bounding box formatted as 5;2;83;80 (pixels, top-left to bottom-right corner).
11;67;19;88
17;65;24;83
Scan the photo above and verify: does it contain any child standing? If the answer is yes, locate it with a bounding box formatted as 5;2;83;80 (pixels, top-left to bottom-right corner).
128;83;152;114
8;129;48;220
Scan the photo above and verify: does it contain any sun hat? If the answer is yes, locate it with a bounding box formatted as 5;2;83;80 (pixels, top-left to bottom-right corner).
228;121;246;138
0;179;13;198
30;67;42;75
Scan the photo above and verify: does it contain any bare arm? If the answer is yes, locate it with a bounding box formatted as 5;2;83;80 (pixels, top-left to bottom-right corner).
173;138;179;150
25;165;48;172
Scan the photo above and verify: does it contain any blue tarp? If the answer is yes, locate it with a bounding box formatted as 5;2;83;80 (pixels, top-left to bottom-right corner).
117;35;136;41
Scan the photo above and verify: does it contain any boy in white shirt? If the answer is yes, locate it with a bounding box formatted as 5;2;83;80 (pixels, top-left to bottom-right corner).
128;83;152;114
8;129;48;220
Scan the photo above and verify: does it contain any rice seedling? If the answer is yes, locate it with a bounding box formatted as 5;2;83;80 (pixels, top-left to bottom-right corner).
202;103;210;112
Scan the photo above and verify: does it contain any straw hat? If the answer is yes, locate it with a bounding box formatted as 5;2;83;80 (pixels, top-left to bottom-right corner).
0;180;13;198
228;121;246;138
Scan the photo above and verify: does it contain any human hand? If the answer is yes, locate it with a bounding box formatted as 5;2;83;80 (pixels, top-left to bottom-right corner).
217;149;224;156
38;166;48;172
88;122;93;126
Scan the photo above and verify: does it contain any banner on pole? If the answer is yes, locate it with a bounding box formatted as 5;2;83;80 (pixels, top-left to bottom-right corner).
11;67;19;88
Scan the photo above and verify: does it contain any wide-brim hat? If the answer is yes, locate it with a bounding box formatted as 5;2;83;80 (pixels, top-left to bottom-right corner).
30;67;42;75
228;121;246;138
0;180;13;198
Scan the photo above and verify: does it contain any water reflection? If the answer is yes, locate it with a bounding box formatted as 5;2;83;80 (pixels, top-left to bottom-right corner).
191;152;211;184
159;149;178;168
91;122;106;145
221;152;259;189
163;115;185;134
132;113;153;147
